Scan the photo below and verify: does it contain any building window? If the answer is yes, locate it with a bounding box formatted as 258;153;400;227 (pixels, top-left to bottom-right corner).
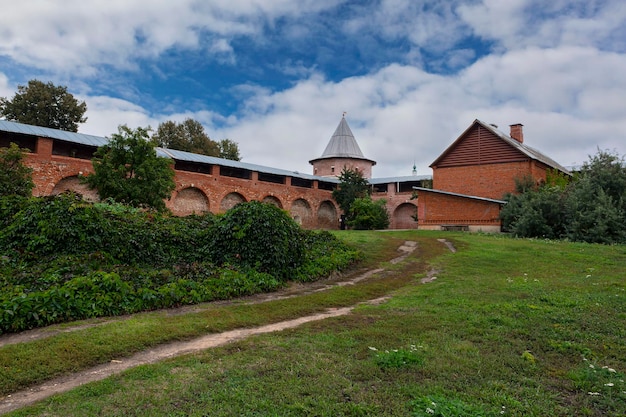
331;166;335;174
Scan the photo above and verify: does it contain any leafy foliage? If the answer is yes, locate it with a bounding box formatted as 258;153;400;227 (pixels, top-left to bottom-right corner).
85;125;176;212
411;395;501;417
218;138;241;161
332;167;370;221
501;149;626;243
348;197;390;230
152;119;241;161
0;196;359;333
209;201;306;280
152;119;219;156
0;142;34;197
0;79;87;132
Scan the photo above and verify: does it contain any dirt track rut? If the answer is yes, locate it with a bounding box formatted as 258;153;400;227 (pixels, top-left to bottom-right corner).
0;239;455;414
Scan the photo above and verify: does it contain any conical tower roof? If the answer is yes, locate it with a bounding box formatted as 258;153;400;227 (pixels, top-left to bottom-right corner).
319;116;366;159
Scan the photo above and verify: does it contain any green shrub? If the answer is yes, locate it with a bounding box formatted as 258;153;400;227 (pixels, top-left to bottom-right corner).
0;196;358;333
348;197;390;230
295;230;360;282
0;193;216;266
209;201;306;280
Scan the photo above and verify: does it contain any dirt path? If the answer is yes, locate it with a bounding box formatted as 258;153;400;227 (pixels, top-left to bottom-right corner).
0;300;388;415
0;239;455;414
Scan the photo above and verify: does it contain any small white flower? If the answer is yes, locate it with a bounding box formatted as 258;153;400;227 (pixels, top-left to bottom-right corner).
605;383;615;387
588;392;601;396
368;346;377;351
608;368;616;373
425;407;434;414
431;401;436;407
589;364;595;368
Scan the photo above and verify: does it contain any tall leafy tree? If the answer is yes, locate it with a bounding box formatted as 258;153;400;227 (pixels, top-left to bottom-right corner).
152;119;241;160
332;167;370;218
85;125;176;212
152;119;219;156
0;143;34;197
501;149;626;244
0;80;87;132
218;138;241;161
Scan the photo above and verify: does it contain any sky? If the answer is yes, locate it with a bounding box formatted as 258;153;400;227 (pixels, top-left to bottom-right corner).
1;0;625;178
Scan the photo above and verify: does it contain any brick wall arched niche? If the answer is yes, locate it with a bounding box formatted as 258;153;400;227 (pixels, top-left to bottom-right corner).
262;195;283;208
392;202;418;229
317;200;338;229
51;175;100;202
220;192;247;212
290;198;313;228
172;187;209;216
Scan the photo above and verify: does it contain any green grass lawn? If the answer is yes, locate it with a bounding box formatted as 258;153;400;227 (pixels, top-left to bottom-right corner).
4;231;626;416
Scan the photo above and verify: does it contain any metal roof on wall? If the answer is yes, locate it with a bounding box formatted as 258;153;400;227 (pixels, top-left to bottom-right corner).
0;119;340;183
0;119;108;147
369;175;432;184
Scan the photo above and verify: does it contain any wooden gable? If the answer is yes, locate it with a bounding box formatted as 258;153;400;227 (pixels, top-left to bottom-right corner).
431;121;528;168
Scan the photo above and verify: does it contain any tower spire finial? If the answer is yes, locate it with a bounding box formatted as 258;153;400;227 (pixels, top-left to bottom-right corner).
342;111;347;118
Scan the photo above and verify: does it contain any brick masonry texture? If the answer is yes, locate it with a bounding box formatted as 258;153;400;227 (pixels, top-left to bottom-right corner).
13;136;418;230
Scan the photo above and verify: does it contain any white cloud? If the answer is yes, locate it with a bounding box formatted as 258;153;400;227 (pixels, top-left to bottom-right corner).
0;0;344;74
0;72;12;97
3;1;625;180
203;45;626;177
459;0;626;51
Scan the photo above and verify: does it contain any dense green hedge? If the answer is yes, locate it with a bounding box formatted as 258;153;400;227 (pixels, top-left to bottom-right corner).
0;194;360;333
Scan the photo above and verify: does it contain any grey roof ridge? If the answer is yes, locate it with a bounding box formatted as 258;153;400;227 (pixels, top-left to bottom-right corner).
475;119;571;174
412;186;507;204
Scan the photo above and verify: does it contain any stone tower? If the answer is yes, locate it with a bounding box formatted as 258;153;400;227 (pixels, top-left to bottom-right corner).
309;115;376;178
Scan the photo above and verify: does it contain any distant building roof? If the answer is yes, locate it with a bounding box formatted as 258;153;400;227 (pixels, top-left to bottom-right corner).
476;120;571;174
309;116;376;164
430;119;571;175
369;175;431;185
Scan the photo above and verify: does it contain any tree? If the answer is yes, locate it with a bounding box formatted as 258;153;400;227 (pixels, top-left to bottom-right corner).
0;143;34;197
500;149;626;244
152;119;241;161
348;197;390;230
218;138;241;161
563;149;626;243
332;167;369;221
152;119;219;156
85;125;176;212
0;79;87;132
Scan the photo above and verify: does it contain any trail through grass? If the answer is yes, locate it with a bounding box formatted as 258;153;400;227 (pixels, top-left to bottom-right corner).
3;232;626;416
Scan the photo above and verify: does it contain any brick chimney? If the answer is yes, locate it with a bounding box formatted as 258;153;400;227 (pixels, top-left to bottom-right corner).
509;123;524;143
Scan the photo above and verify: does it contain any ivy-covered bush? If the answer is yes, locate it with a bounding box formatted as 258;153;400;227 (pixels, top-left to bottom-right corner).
0;195;360;333
208;201;306;280
0;192;215;266
294;230;361;282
